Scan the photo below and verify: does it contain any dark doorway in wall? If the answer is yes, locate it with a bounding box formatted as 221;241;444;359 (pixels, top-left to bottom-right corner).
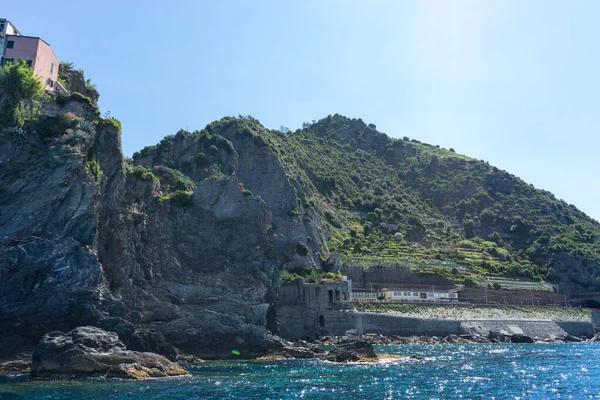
319;315;325;328
583;300;600;308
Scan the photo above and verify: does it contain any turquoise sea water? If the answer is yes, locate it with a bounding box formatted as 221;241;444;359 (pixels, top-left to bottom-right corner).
1;343;599;399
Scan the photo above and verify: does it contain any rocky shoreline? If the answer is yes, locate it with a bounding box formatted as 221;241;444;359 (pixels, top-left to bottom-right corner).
317;330;599;346
2;329;599;376
1;327;189;379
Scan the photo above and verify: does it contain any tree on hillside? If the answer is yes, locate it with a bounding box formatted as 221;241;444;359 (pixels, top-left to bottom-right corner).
60;60;74;72
86;78;97;90
464;219;475;239
0;60;45;127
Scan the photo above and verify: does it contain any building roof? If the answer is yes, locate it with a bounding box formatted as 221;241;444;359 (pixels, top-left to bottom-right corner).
6;34;52;47
5;34;59;63
0;19;22;36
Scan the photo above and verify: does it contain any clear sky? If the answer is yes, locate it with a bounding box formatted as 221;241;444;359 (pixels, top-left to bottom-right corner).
5;0;600;221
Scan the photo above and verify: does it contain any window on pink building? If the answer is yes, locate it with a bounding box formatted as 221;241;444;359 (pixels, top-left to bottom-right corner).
6;40;14;49
50;62;54;74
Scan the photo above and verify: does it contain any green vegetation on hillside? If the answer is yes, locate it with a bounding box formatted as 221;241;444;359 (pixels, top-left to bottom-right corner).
3;59;597;293
130;114;600;291
0;60;46;127
273;115;600;289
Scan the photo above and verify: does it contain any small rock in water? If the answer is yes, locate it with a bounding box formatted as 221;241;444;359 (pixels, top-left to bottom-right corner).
325;340;378;363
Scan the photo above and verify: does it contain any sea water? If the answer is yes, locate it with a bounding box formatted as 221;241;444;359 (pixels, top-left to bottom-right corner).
1;343;599;399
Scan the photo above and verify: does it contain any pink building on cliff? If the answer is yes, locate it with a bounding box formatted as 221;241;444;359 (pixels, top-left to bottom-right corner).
1;18;59;91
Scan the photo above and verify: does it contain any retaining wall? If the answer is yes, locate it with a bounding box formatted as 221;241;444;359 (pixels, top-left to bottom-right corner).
460;288;566;306
341;266;455;290
555;321;596;337
277;306;595;341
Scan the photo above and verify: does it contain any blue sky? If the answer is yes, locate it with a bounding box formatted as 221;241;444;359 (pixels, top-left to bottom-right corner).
5;0;600;221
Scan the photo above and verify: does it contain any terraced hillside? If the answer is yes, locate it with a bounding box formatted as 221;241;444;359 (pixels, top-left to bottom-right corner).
135;114;600;293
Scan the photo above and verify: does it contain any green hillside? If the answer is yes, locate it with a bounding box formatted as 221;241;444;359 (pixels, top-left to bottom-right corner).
135;114;600;292
295;115;600;290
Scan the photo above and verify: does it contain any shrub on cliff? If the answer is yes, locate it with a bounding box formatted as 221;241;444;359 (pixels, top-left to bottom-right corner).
0;60;46;128
170;190;193;206
325;211;342;228
280;270;302;285
132;166;160;184
296;242;309;256
96;117;122;133
159;190;193;206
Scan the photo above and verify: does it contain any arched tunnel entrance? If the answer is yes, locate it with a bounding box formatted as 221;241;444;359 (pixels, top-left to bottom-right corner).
582;300;600;309
319;315;325;328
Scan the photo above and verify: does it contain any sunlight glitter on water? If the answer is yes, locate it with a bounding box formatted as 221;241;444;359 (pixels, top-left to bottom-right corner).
1;343;599;399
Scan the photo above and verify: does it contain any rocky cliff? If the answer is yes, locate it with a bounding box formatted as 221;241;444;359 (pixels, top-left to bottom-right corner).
2;97;599;359
0;100;324;359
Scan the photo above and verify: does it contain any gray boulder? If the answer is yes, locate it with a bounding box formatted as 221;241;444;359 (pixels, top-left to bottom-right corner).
489;329;534;344
325;340;377;362
31;327;188;379
510;334;535;344
262;335;322;359
563;335;583;343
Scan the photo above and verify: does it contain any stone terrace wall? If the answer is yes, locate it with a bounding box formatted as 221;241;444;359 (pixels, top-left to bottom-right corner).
555;321;596;337
460;288;566;306
277;307;462;340
341;266;455;290
462;320;593;339
277;307;595;341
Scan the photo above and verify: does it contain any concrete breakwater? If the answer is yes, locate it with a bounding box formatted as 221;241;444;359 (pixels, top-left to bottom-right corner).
277;307;595;341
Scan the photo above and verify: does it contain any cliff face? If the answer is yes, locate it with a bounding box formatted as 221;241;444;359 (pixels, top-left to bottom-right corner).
2;99;599;359
0;100;110;356
0;102;323;359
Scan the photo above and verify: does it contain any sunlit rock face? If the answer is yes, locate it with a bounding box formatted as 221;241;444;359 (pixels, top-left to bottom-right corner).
0;104;324;359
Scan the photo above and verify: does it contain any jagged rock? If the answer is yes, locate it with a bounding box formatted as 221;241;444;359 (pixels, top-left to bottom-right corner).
259;335;322;359
509;334;535;344
563;335;583;343
122;328;181;361
0;359;31;372
489;330;534;344
31;327;188;379
489;330;513;343
325;340;377;362
345;329;360;337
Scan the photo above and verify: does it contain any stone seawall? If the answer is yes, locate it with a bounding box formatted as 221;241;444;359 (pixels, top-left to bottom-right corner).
277;306;595;341
462;320;592;339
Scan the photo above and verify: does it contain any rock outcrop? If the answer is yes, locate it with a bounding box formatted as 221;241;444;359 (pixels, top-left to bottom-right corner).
31;327;188;379
488;330;535;343
260;336;323;359
325;340;377;362
0;359;31;373
0;100;326;360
